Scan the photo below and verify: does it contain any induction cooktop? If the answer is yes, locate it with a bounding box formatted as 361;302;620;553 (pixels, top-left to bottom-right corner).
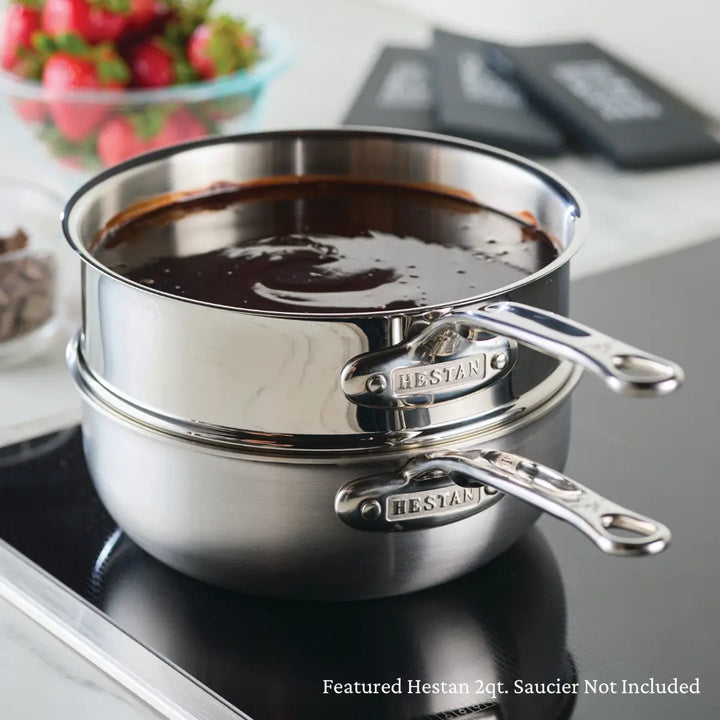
0;240;718;720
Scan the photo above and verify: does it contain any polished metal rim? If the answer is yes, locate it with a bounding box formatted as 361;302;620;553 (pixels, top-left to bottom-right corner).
67;332;582;460
62;127;587;321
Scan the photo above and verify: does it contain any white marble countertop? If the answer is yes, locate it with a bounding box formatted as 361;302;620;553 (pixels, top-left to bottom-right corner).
0;596;167;720
0;0;718;716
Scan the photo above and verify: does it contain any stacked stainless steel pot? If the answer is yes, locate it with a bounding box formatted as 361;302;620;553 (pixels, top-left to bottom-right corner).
63;129;684;600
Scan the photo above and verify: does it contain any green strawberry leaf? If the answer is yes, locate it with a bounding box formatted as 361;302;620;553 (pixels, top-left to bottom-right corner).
39;122;99;159
163;0;215;41
166;0;215;15
204;18;260;76
174;59;198;84
96;55;131;85
129;107;172;139
12;49;45;80
163;22;184;45
89;0;132;14
55;33;89;56
31;32;57;56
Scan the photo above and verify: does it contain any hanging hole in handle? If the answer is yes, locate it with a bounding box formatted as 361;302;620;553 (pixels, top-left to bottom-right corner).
601;513;659;540
611;354;674;383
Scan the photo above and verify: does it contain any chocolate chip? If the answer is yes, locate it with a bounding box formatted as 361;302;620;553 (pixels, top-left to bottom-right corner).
0;232;55;345
0;228;29;255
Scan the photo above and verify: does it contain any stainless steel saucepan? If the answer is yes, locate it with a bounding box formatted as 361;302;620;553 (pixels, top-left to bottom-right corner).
63;129;683;599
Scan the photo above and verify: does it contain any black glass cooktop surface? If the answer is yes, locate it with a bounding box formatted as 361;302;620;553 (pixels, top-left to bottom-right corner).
0;240;718;719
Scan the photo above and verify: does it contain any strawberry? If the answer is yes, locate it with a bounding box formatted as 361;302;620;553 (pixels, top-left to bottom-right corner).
97;115;150;165
42;0;95;42
129;36;195;87
97;106;205;167
130;38;172;86
148;107;206;149
42;0;162;43
42;42;130;141
58;155;85;169
125;0;159;31
187;16;258;80
88;6;128;42
39;123;101;170
1;2;43;72
11;98;48;123
89;0;161;41
161;0;210;45
171;106;206;139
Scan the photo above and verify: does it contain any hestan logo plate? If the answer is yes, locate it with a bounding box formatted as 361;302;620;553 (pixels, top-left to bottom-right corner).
387;486;483;521
390;353;486;397
335;475;503;532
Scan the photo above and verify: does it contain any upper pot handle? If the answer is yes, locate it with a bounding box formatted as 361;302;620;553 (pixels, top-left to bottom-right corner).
341;302;684;407
402;449;671;556
470;302;683;397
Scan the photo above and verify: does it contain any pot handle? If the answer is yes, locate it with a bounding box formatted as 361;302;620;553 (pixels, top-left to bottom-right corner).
468;302;683;397
341;302;683;407
402;449;670;556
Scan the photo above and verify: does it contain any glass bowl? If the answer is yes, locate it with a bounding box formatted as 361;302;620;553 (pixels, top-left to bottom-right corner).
0;16;291;172
0;177;64;368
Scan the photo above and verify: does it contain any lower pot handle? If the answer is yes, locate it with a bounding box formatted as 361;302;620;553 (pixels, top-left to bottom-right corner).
468;302;683;397
401;449;671;556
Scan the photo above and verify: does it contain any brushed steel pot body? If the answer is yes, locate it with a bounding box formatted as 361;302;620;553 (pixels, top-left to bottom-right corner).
63;128;583;447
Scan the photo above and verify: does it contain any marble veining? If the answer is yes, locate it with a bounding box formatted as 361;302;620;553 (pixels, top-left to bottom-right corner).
0;596;167;719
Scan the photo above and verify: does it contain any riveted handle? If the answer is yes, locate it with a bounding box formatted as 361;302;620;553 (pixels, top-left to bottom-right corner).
335;463;502;532
471;302;684;397
341;315;517;408
341;302;683;409
401;449;671;556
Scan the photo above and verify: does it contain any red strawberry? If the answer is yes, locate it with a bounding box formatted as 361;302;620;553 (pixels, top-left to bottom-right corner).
129;36;196;87
97;115;149;166
172;107;207;139
126;0;158;31
88;6;128;42
58;154;86;170
148;107;206;150
97;107;206;166
42;46;129;141
129;37;172;87
1;3;43;72
42;0;160;43
42;0;95;41
11;98;48;123
89;0;160;41
187;17;258;80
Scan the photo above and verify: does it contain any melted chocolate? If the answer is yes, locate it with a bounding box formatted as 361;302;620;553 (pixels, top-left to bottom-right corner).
94;179;559;313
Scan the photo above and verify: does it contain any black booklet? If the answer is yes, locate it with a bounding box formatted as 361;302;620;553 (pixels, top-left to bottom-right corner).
488;40;720;168
343;46;435;132
432;29;565;156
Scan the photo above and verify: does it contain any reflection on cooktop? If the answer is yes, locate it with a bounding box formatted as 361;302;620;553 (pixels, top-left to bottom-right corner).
95;528;575;720
0;428;575;719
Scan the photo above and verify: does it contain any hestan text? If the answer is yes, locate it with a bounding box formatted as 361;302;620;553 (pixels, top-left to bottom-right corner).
391;355;486;395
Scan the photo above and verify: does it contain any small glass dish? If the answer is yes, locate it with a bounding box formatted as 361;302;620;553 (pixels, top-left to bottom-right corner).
0;177;63;368
0;16;291;173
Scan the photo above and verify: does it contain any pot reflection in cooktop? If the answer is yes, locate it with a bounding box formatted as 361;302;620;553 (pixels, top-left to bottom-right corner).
0;428;575;720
